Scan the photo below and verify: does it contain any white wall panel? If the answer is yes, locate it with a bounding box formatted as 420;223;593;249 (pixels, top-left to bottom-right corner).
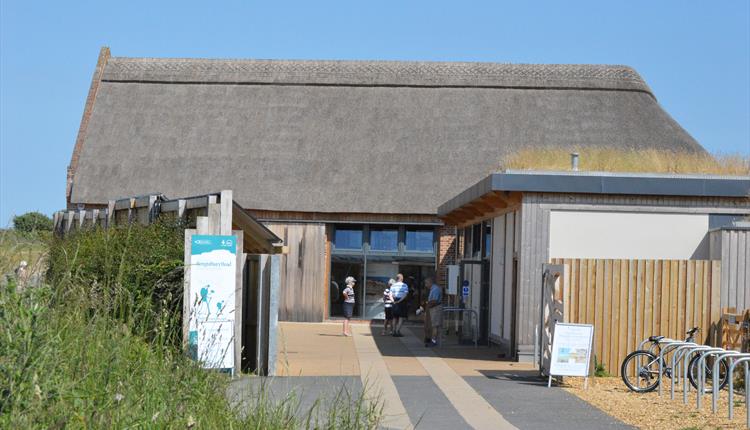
549;211;710;260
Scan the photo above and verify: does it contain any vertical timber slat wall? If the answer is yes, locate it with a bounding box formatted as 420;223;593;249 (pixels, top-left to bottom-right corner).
551;258;721;376
265;223;326;322
716;229;750;310
511;192;749;363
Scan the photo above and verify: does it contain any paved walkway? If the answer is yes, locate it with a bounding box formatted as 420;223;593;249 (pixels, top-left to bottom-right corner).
232;321;632;429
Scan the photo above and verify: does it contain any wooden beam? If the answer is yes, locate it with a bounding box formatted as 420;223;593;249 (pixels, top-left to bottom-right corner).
467;201;494;213
478;193;510;210
455;202;521;228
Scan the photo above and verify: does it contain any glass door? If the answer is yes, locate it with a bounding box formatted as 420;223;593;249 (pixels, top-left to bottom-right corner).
364;262;397;319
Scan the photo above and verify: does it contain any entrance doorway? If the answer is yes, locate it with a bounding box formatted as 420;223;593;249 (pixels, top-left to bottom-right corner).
399;264;432;319
460;260;490;345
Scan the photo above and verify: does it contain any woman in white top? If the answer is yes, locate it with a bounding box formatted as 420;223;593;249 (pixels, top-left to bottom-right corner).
342;276;356;336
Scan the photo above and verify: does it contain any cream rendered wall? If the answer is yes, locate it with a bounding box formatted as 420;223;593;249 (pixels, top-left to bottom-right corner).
549;211;710;260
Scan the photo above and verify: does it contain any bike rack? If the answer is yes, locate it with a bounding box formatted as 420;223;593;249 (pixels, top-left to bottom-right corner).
637;337;675;354
697;349;733;409
711;351;746;413
658;341;695;396
439;307;478;348
727;356;750;427
681;346;721;404
670;343;698;400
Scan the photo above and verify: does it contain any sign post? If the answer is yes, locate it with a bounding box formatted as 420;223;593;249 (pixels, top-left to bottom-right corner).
547;322;594;389
188;234;237;372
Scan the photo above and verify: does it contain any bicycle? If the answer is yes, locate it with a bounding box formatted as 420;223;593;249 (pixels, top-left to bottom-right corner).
620;327;728;393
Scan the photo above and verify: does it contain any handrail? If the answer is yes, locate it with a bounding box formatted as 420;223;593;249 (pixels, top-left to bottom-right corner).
440;307;479;348
727;356;750;427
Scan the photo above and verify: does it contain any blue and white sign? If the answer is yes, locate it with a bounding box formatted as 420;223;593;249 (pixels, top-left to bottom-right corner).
462;280;470;297
189;235;236;370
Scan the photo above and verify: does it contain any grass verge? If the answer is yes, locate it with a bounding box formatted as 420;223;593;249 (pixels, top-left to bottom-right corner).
1;224;382;429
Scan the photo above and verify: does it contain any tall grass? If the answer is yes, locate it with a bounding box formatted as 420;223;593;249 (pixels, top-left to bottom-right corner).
500;148;750;175
1;223;382;429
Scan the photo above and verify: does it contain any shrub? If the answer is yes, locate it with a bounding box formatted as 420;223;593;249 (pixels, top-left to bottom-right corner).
594;356;611;377
1;224;382;428
46;219;185;346
12;212;53;233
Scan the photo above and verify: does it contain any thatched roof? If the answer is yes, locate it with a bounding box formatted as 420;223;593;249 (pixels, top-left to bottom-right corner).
68;49;704;214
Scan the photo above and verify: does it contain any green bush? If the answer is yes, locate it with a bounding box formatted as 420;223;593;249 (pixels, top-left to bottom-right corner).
1;221;382;429
594;356;611;377
12;212;53;233
46;220;185;346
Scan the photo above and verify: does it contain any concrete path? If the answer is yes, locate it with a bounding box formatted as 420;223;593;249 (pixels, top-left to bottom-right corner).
233;321;633;429
351;324;411;429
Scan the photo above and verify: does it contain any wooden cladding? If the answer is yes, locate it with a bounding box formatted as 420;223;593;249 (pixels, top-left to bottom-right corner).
441;191;521;228
551;258;721;376
265;223;327;322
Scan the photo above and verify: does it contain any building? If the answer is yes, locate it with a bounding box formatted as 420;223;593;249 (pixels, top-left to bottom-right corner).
67;47;707;323
438;171;750;363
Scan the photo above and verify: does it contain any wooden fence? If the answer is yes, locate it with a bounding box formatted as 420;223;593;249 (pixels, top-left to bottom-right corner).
550;258;721;376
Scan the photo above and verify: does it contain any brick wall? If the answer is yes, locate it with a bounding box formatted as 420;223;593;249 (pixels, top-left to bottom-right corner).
436;225;457;288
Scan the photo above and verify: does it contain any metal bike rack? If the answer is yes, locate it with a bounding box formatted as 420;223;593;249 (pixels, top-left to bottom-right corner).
637;337;675;353
727;356;750;427
711;351;746;413
439;307;478;348
681;346;721;404
670;343;698;400
697;349;732;409
658;341;695;396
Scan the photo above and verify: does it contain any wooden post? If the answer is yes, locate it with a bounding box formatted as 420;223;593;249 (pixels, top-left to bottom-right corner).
107;200;115;227
208;203;221;235
220;190;233;236
77;209;86;229
91;209;99;227
52;212;61;235
196;216;209;235
147;195;158;224
177;199;186;220
183;229;195;352
65;210;75;234
128;197;136;224
234;231;244;375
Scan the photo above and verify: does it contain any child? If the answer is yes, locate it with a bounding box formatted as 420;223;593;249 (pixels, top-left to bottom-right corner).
382;279;395;335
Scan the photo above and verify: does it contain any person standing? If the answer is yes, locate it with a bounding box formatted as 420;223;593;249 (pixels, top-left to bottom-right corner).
425;278;443;346
342;276;356;336
382;279;395;335
391;273;409;337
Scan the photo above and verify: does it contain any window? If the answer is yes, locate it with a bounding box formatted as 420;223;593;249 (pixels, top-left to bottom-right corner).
483;221;492;258
463;227;472;258
334;227;363;250
369;227;399;251
472;224;482;256
405;228;434;252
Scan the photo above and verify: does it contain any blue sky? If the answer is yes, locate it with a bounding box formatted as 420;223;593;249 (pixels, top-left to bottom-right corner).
1;1;748;225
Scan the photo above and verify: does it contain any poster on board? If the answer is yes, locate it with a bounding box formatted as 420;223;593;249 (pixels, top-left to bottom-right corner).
549;323;594;378
188;235;236;370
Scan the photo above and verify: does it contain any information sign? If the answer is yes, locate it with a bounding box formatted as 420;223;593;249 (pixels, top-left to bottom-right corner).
548;323;594;386
188;235;237;370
